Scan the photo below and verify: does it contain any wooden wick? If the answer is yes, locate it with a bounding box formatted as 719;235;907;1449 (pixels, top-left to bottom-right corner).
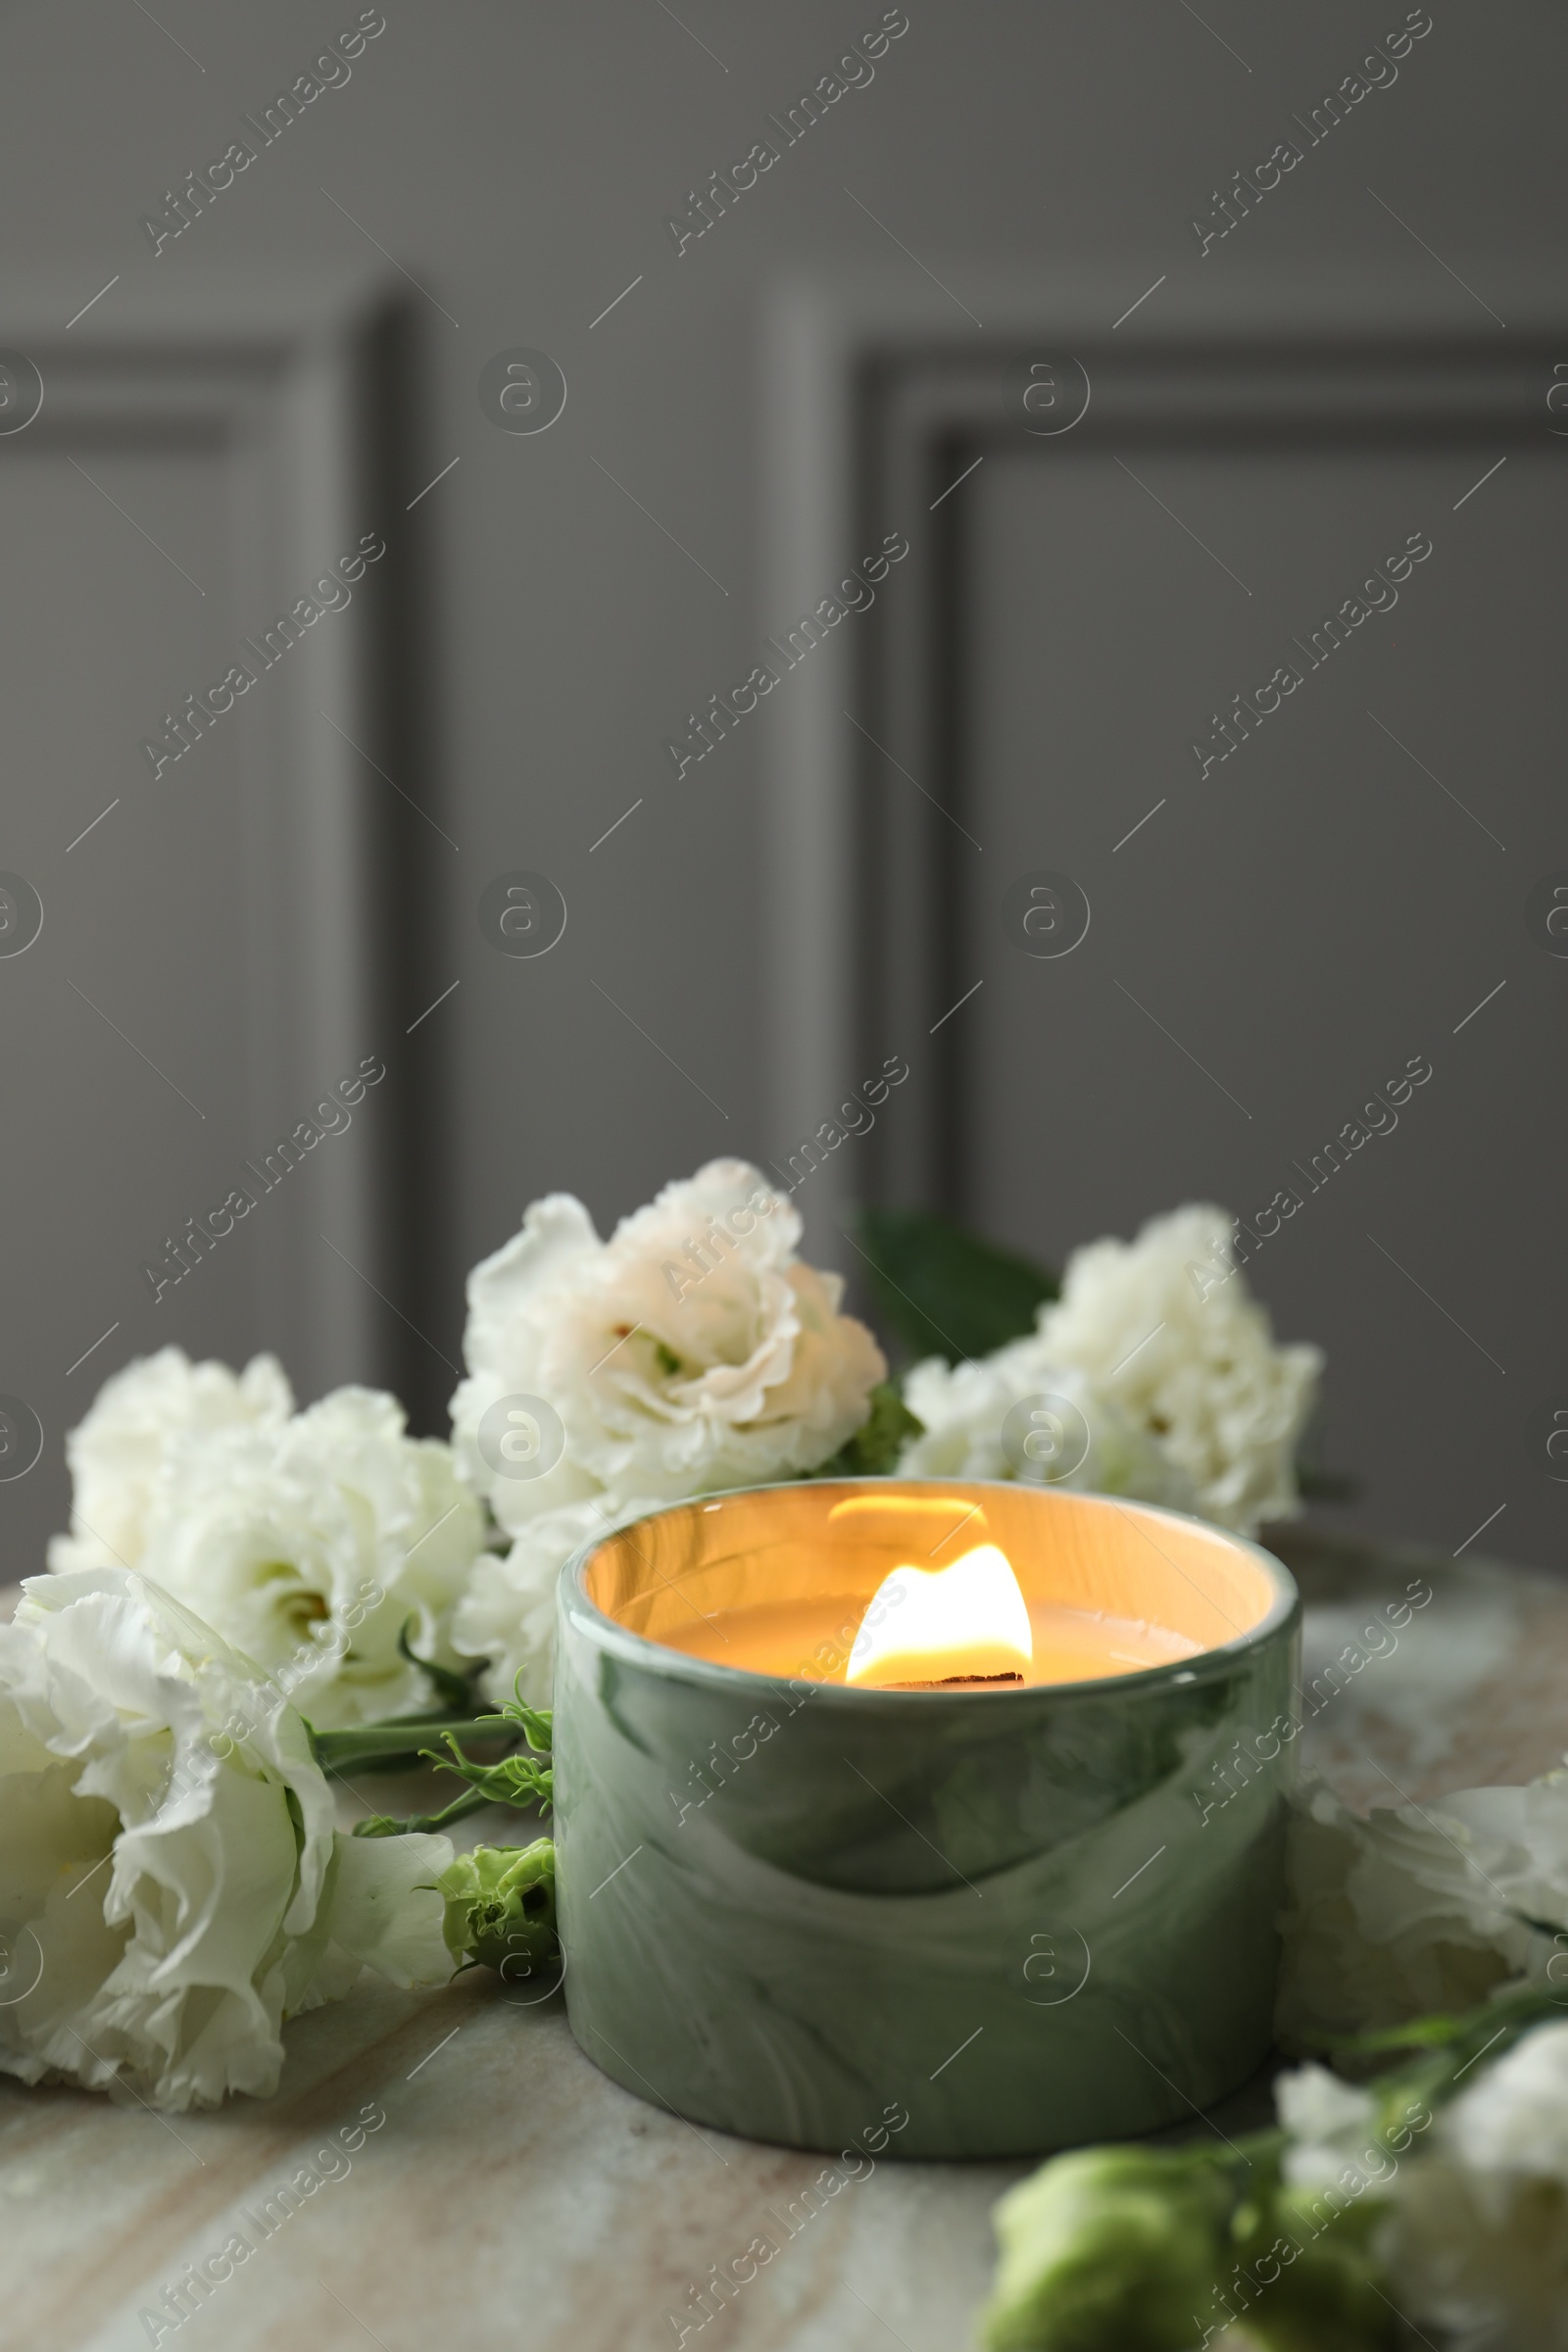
883;1671;1025;1690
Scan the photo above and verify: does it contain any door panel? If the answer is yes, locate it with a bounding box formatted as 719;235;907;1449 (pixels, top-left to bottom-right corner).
768;292;1566;1567
961;436;1558;1553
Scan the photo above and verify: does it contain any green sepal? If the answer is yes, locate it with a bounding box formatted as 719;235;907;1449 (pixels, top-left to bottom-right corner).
466;1682;552;1755
425;1732;554;1815
423;1681;555;1816
812;1380;924;1478
396;1616;478;1713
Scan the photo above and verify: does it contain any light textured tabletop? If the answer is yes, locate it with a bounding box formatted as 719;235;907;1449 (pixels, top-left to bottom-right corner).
5;1526;1562;2352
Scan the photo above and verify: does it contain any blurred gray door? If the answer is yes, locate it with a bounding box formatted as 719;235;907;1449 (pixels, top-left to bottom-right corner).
766;275;1564;1562
0;268;426;1569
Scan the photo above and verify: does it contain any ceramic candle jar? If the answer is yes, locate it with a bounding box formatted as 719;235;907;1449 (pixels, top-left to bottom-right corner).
554;1479;1300;2160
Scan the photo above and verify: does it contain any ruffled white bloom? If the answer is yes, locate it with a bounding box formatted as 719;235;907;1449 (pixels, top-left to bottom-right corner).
125;1387;487;1730
1277;1773;1568;2052
1277;2063;1388;2194
1384;2023;1568;2351
451;1159;885;1539
897;1347;1193;1508
1439;2022;1568;2185
0;1570;454;2112
1031;1203;1323;1534
451;1493;664;1706
48;1347;294;1575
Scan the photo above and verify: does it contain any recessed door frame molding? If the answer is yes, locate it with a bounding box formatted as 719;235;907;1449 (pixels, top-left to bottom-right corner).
2;264;436;1407
763;270;1556;1254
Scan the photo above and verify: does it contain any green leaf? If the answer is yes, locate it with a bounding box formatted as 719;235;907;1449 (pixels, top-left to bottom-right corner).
856;1205;1057;1365
1294;1412;1360;1504
813;1380;924;1478
1296;1465;1360;1503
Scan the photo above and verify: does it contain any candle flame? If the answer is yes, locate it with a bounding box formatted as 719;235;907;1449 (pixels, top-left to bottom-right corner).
846;1544;1033;1689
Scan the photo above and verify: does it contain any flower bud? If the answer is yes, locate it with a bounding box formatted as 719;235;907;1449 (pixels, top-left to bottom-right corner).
979;2145;1235;2349
440;1838;557;1974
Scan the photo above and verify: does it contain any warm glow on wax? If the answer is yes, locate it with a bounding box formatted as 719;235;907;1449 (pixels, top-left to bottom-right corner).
846;1544;1035;1689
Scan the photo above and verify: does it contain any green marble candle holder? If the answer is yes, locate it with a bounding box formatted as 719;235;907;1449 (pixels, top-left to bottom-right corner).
554;1479;1300;2161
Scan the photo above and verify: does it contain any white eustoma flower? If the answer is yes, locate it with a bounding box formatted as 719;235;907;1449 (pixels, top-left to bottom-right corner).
896;1345;1193;1507
129;1388;487;1730
48;1347;294;1575
1032;1203;1322;1534
1438;2021;1568;2188
0;1570;454;2113
1384;2022;1568;2351
1277;2063;1387;2194
451;1492;664;1706
451;1159;885;1538
1276;1774;1568;2052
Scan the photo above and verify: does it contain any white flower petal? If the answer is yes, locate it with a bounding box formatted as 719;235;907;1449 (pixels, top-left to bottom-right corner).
70;1383;489;1730
48;1348;293;1574
1277;2062;1380;2190
897;1346;1192;1508
450;1161;884;1532
309;1832;456;1994
1033;1204;1321;1535
0;1569;458;2111
1383;2024;1568;2350
1276;1773;1566;2053
452;1493;665;1705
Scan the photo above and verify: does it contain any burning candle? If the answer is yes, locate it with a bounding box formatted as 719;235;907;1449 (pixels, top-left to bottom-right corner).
846;1544;1037;1687
554;1478;1299;2160
660;1542;1201;1688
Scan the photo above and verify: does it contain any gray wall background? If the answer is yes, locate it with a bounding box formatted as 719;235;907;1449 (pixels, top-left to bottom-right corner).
2;0;1563;1576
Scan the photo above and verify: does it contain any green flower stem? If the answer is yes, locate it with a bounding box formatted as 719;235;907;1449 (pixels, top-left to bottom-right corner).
1329;1980;1568;2133
312;1714;519;1774
351;1746;553;1838
328;1691;555;1839
355;1786;498;1838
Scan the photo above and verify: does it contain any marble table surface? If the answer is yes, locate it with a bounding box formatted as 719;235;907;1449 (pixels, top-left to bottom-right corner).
5;1524;1564;2352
